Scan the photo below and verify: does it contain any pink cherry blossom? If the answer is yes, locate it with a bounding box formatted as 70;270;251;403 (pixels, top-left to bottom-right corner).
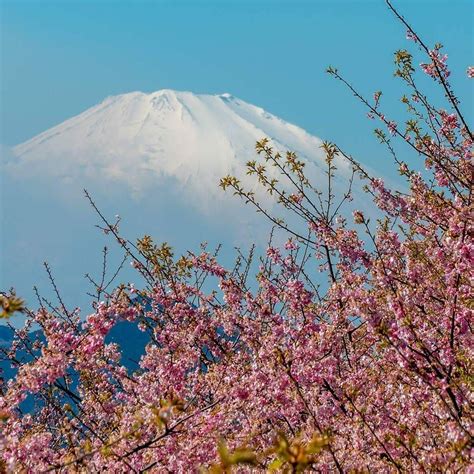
1;5;472;473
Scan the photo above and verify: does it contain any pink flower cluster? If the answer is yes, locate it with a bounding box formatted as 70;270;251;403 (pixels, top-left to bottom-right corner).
421;49;450;79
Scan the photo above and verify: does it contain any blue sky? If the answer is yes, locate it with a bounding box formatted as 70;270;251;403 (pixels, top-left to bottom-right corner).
1;0;472;173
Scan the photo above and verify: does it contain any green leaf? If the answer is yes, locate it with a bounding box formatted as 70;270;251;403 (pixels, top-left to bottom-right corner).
268;457;284;471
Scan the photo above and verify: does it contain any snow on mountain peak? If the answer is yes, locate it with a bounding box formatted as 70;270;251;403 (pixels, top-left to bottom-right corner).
7;90;353;205
1;90;369;311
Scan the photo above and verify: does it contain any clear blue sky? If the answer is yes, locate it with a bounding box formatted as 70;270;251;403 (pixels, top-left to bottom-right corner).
1;0;472;172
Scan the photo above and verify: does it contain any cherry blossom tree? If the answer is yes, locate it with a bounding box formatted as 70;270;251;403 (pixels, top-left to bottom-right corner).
1;1;472;471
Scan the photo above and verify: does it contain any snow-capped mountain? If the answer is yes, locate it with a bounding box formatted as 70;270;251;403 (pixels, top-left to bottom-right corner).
8;90;353;203
1;90;362;320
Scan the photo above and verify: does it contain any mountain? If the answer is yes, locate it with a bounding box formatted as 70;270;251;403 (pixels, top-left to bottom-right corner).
7;90;353;203
1;90;363;321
